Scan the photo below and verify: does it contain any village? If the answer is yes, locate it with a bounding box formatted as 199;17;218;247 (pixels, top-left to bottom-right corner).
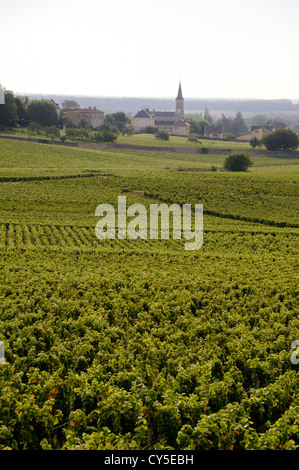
0;82;296;152
60;82;289;142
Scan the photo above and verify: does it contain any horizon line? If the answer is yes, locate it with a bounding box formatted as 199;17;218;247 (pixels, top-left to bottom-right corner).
13;91;299;102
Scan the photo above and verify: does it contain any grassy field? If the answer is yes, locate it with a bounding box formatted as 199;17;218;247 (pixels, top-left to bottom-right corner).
116;133;254;149
0;126;254;149
0;138;298;450
0;138;297;178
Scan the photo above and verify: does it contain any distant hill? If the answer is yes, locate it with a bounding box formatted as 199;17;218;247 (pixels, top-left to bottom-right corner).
20;93;299;117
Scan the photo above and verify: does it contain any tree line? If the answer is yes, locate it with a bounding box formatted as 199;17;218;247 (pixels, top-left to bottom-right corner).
1;89;298;149
186;108;298;150
0;91;133;143
186;109;248;138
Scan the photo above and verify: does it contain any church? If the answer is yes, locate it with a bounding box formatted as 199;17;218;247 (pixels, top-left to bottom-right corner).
132;82;190;137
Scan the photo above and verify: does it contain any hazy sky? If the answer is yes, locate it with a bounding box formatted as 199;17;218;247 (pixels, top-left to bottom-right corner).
1;0;299;99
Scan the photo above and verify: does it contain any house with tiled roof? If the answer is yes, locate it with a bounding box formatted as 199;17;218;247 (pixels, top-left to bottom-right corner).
132;108;155;132
173;119;190;137
204;125;224;139
63;106;104;129
132;83;189;136
237;122;287;141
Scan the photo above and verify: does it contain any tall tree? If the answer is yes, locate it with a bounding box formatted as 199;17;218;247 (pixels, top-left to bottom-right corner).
186;118;202;135
230;112;247;135
204;107;213;124
15;97;28;126
104;112;129;133
27;99;59;127
62;100;79;110
249;114;268;127
218;113;232;133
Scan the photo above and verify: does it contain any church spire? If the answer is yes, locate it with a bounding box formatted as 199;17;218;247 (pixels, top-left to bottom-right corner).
176;82;184;121
177;81;183;99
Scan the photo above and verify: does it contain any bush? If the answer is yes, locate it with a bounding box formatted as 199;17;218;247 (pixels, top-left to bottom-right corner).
44;126;60;140
250;137;262;149
145;126;158;134
155;130;169;141
27;122;43;136
93;129;117;143
65;128;91;141
224;153;253;172
262;128;298;151
224;133;236;141
188;135;200;143
122;126;134;136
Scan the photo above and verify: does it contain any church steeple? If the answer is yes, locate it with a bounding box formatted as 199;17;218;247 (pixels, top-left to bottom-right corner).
176;81;184;121
177;81;183;100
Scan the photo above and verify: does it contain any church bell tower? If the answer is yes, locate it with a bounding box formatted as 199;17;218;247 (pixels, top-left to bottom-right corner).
175;82;184;121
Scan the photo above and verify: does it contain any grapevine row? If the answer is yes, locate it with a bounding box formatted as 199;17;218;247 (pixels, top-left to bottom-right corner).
0;223;97;249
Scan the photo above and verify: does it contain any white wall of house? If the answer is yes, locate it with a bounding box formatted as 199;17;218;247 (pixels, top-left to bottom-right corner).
132;116;154;131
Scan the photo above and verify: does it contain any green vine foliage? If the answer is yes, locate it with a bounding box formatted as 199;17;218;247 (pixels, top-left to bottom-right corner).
0;139;298;450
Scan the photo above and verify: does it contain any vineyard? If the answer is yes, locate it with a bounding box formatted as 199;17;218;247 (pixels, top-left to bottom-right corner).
0;138;298;450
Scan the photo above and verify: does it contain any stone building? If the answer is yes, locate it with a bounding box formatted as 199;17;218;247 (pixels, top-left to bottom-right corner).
131;108;154;132
63;106;104;128
237;122;287;141
204;125;224;139
173;119;190;137
132;82;189;136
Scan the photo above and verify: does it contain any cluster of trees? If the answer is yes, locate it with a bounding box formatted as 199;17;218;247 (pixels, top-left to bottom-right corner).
216;111;248;136
247;113;299;134
0;90;134;143
186;109;248;139
63;125;120;143
186;118;211;136
27;123;60;140
187;107;298;150
0;90;31;127
0;89;60;129
251;128;298;151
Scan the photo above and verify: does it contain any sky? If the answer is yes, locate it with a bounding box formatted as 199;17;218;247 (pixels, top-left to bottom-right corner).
1;0;299;100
